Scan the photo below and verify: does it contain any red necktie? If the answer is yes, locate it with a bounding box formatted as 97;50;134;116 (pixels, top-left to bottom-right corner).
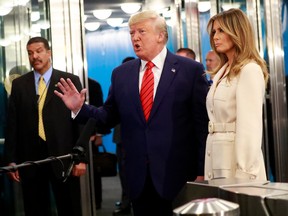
140;61;154;121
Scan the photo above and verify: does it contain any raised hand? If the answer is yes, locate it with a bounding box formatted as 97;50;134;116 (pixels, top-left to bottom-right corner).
54;78;87;114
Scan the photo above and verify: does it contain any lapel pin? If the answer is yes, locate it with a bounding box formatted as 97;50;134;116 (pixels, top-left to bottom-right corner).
171;68;176;73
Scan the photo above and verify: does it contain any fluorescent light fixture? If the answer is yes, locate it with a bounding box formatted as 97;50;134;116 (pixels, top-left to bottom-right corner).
222;3;241;11
93;9;112;20
107;18;123;27
121;3;141;14
84;22;101;31
162;9;172;18
198;1;211;12
0;39;11;47
39;20;51;29
0;6;13;16
31;11;40;21
15;0;30;6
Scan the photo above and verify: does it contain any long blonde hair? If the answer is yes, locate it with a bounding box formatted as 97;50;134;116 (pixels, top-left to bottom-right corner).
207;8;269;85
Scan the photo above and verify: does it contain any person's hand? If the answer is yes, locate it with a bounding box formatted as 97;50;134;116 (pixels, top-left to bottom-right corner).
195;176;204;182
72;162;86;177
54;78;87;114
94;135;103;146
7;163;20;182
90;134;103;146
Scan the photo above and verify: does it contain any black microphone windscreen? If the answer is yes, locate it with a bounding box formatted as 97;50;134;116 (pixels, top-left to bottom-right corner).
75;118;97;151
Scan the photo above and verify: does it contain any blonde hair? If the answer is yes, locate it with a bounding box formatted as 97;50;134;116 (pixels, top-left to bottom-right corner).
207;8;269;85
128;10;168;42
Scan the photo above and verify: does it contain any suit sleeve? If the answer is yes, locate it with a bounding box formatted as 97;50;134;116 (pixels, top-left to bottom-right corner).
235;63;265;178
3;80;19;164
192;65;209;176
88;79;111;135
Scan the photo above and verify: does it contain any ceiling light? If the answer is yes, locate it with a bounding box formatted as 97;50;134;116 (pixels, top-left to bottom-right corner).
222;3;241;11
107;18;123;27
31;11;40;22
121;3;141;14
39;20;51;29
162;9;172;18
0;6;13;16
93;9;112;20
0;39;11;47
84;22;101;31
15;0;30;6
198;1;211;13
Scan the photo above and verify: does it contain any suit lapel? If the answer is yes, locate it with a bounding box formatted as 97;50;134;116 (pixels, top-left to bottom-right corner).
128;60;145;119
44;69;59;106
26;72;38;110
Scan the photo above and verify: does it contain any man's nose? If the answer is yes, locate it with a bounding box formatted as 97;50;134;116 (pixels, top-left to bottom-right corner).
132;32;140;41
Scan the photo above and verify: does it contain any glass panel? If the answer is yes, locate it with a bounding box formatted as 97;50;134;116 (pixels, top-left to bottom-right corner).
0;1;51;215
199;0;213;65
283;0;288;77
0;0;50;140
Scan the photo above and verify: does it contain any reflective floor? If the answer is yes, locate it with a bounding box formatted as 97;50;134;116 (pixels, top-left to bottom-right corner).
97;176;133;216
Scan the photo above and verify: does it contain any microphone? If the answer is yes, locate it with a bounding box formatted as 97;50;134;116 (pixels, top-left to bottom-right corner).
63;118;97;180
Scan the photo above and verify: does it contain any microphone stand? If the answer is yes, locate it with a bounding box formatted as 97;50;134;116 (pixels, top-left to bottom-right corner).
0;146;86;180
1;118;96;179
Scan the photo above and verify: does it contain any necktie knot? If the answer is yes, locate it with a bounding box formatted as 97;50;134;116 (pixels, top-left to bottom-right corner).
146;61;154;70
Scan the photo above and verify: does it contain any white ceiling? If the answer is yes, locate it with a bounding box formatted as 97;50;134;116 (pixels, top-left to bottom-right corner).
83;0;173;30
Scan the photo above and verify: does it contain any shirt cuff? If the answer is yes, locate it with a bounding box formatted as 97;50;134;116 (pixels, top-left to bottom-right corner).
71;109;81;119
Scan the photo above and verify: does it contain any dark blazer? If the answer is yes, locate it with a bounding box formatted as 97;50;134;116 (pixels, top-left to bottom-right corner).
77;50;209;200
4;69;82;178
88;78;103;107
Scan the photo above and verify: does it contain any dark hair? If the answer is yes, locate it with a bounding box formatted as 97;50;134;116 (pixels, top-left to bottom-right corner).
122;56;135;63
26;37;50;50
176;48;196;60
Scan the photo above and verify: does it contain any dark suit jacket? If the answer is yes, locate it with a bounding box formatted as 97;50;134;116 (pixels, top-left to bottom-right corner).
88;78;103;107
4;69;82;179
77;50;209;200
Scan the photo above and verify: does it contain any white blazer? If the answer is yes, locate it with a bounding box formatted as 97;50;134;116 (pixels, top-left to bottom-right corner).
204;62;267;180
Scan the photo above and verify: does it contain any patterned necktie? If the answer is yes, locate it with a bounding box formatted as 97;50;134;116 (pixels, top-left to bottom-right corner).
38;76;47;141
140;61;154;121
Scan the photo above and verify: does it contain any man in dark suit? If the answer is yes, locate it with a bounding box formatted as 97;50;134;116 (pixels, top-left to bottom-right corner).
55;10;209;216
4;37;85;216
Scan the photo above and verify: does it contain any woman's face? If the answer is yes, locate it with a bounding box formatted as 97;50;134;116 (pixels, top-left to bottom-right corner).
212;20;235;59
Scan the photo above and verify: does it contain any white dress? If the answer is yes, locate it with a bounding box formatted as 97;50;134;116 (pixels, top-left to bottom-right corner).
204;62;267;180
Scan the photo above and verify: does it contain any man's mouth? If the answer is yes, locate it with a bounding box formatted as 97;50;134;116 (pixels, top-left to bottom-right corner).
33;60;41;65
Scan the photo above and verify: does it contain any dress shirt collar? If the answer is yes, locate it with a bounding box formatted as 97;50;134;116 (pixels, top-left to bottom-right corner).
34;66;53;84
140;47;167;71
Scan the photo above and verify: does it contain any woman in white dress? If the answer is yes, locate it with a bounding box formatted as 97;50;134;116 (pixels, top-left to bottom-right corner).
204;8;269;181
